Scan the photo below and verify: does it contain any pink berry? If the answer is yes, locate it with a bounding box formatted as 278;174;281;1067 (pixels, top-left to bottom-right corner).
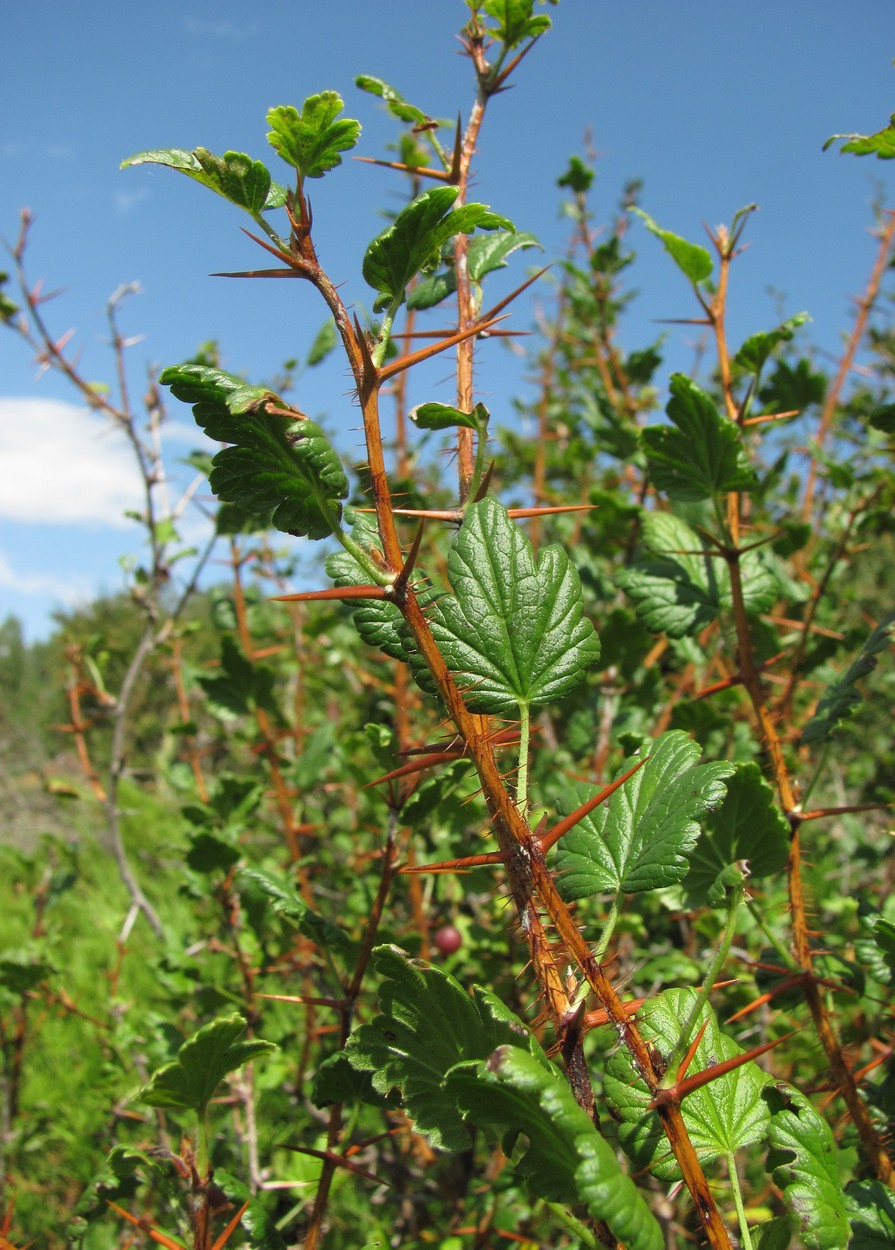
434;924;462;955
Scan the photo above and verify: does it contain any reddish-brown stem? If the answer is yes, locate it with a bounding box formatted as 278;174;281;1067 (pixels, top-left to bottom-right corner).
725;549;893;1184
303;822;401;1250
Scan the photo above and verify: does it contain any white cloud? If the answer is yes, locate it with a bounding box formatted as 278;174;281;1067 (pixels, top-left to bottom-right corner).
114;187;149;216
0;397;145;526
0;549;92;603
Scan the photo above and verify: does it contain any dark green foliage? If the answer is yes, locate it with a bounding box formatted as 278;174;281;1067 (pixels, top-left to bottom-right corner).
5;9;895;1249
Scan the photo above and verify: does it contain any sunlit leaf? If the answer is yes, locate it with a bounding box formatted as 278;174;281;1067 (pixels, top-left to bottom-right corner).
734;313;811;377
160;363;348;539
345;945;541;1151
417;498;600;714
446;1048;663;1250
846;1178;895;1248
642;374;757;501
120;147;286;213
363;186;513;311
630;207;713;284
409;401;487;431
604;991;772;1181
555;731;733;898
619;512;777;638
266;94;361;179
824;114;895;159
355;75;432;127
138;1014;276;1116
483;0;552;49
683;763;789;907
765;1082;850;1249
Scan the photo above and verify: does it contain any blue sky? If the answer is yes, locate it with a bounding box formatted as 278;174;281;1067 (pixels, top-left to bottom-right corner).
2;1;894;641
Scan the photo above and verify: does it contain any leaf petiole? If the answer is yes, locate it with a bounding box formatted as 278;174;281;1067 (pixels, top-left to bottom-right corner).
663;880;746;1086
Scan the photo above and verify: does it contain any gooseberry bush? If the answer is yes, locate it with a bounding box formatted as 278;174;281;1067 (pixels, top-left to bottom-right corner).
3;3;895;1248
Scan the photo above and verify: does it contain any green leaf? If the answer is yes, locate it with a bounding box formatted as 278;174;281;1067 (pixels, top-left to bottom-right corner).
630;207;713;283
446;1048;663;1250
354;75;432;127
306;318;338;366
406;268;458;311
753;1217;793;1250
185;831;241;874
312;1051;399;1110
0;953;53;995
604;991;772;1181
266;94;361;179
362;186;513;312
801;611;895;746
418;498;600;714
197;637;277;721
683;763;790;907
869;403;895;434
824;114;895;159
237;868;354;954
764;1082;850;1249
557;155;594;194
160;363;348;539
325;512;439;661
120;147;286;214
619;512;777;638
467;230;542;282
406;231;540;311
137;1013;276;1116
642;374;758;501
846;1178;895;1248
734;313;811;377
555;730;733;898
483;0;552;49
409;401;487;432
345;945;541;1151
211;1170;289;1250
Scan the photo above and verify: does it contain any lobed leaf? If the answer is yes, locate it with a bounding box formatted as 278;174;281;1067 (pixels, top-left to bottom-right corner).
630;207;713;284
345;946;541;1151
467;229;542;282
801;611;895;746
446;1047;663;1250
753;1217;794;1250
198;636;277;721
406;230;540;311
137;1013;276;1117
734;312;811;377
355;74;432;127
483;0;552;48
764;1082;850;1249
683;762;789;907
824;114;895;159
160;363;348;539
555;730;734;898
266;94;361;179
642;374;757;501
121;147;286;214
418;498;600;714
846;1178;895;1248
362;186;513;311
619;512;777;638
325;511;439;661
238;867;354;954
604;991;772;1181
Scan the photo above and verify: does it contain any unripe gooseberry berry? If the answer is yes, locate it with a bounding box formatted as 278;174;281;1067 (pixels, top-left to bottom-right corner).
433;924;462;955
